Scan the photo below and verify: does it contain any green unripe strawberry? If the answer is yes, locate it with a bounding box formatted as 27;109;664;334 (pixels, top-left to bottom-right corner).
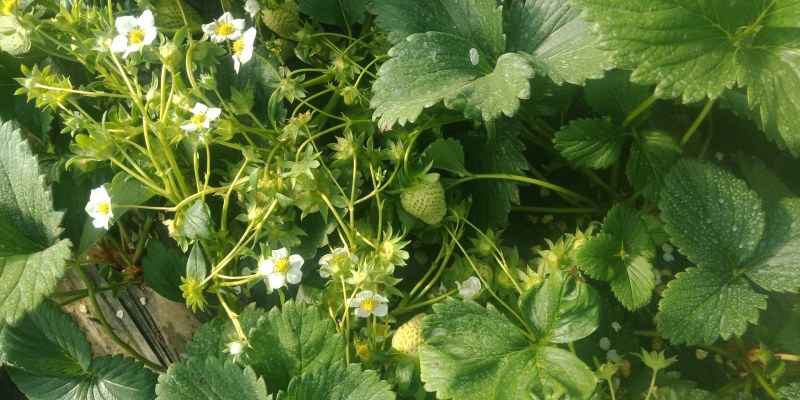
392;313;426;357
473;259;494;285
262;0;300;38
154;0;202;33
400;180;446;225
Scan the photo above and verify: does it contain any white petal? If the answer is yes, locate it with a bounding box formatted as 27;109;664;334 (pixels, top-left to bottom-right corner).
115;15;137;34
137;10;155;29
192;102;209;113
232;19;245;31
289;254;304;268
142;27;157;46
258;259;274;276
243;27;257;43
268;273;286;289
354;308;370;318
218;12;234;23
180;123;198;132
110;35;128;53
233;58;241;73
374;294;389;303
319;253;333;266
202;22;217;35
373;304;388;317
239;46;254;64
272;248;289;259
286;267;302;284
349;298;362;308
355;290;373;300
206;107;222;120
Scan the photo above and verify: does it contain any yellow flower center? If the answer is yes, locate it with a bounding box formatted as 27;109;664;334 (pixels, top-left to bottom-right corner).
128;28;145;45
274;258;291;274
216;22;235;36
97;201;110;216
360;298;377;313
232;39;245;55
190;113;207;126
379;242;394;262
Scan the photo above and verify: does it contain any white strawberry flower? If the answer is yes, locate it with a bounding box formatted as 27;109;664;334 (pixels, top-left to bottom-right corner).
111;10;158;58
232;27;257;73
85;186;113;229
258;247;304;289
181;102;222;132
202;12;245;43
350;290;389;318
456;276;481;300
244;0;261;19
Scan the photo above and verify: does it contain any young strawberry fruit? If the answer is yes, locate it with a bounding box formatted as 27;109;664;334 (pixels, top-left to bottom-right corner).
400;179;446;225
473;259;494;285
262;0;300;38
391;313;426;357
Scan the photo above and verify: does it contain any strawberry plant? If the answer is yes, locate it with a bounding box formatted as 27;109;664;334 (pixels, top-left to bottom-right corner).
0;0;799;399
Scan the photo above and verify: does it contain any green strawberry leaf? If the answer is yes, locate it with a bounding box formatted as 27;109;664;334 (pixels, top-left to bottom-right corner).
419;299;595;399
422;138;469;176
369;0;504;56
463;127;528;227
278;361;394;400
181;200;213;240
584;69;654;125
657;267;767;345
245;301;344;393
1;301;156;400
778;382;800;400
602;203;653;256
519;270;600;343
505;0;612;85
156;357;269;400
553;118;627;169
626;131;682;202
142;240;187;303
576;234;628;281
371;32;533;129
660;159;764;270
298;0;369;28
744;198;800;293
0;120;71;324
609;255;655;311
733;155;795;206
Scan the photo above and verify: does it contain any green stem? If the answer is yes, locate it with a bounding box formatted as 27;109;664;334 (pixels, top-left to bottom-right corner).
750;365;780;400
681;99;715;146
644;367;659;400
73;265;165;372
394;290;456;315
510;206;602;214
622;95;658;129
452;173;598;207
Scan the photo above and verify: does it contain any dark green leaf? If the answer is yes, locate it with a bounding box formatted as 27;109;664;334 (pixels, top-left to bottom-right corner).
745;198;800;293
2;302;156;400
181;200;213;240
245;301;344;392
423;138;468;176
626;130;682;201
553;118;627;169
778;382;800;400
156;357;269;400
602;203;653;257
142;241;187;303
371;32;533;129
505;0;612;85
609;255;655;311
186;243;208;281
519;271;600;343
369;0;504;56
660;159;764;270
657;267;766;345
298;0;369;28
584;69;653;125
0;120;71;323
185;304;265;360
576;233;627;281
419;299;595;399
278;361;394;400
733;155;794;206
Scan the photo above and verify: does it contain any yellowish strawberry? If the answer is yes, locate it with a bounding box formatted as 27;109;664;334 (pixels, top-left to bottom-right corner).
392;313;426;357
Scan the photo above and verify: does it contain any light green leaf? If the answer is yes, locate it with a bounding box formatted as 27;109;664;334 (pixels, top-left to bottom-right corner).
745;198;800;293
245;301;344;392
602;203;653;257
156;357;269;400
576;233;627;281
626;131;682;202
0;15;31;55
576;0;751;103
553;118;627;169
734;155;794;206
142;240;187;303
278;361;394;400
657;267;766;345
186;243;208;281
584;70;654;125
2;301;156;400
0;120;71;324
369;0;504;56
181;200;213;240
298;0;370;28
779;383;800;400
423;138;468;176
660;159;764;270
419;299;595;399
519;271;600;343
371;32;533;129
505;0;612;85
609;255;655;311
